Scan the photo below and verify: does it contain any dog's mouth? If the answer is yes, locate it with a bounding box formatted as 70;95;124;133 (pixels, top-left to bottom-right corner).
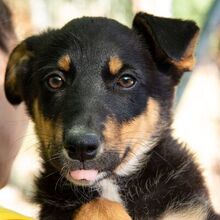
48;145;131;186
57;149;123;186
66;169;107;186
70;169;98;181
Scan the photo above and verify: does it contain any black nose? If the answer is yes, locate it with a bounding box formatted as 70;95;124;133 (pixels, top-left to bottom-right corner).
65;132;100;161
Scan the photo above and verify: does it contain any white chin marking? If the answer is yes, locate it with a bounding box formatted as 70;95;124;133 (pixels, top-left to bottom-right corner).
99;178;122;204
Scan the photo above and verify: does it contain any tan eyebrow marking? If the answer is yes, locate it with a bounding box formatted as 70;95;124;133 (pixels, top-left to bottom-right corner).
108;56;123;75
58;54;71;71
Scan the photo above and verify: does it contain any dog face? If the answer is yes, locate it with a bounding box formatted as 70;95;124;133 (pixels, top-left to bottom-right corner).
4;13;199;186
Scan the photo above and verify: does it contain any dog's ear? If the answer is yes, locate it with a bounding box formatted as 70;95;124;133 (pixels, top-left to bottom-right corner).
4;37;36;105
133;12;200;84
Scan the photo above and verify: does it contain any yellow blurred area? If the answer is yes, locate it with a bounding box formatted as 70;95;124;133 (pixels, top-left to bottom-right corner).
0;207;34;220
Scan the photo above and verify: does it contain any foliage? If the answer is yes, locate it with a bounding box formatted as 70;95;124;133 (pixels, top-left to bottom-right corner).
172;0;214;27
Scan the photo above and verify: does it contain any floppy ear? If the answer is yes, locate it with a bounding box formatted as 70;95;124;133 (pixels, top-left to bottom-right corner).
4;38;35;105
133;12;200;83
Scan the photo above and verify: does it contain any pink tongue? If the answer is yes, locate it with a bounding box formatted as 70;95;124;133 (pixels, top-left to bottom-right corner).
70;170;98;181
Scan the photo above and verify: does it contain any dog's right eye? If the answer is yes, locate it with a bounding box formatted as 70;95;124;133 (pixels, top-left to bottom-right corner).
45;72;65;90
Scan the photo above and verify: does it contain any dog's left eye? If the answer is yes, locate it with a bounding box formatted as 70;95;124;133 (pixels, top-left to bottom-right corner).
45;72;65;90
117;74;136;89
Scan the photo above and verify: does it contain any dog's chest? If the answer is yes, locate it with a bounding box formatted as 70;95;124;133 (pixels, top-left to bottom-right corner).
99;178;123;204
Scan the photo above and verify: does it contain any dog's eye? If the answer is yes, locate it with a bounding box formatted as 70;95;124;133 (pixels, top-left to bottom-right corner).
117;75;136;88
46;73;65;90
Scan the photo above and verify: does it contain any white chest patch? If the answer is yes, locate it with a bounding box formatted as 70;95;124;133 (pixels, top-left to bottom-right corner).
99;178;122;204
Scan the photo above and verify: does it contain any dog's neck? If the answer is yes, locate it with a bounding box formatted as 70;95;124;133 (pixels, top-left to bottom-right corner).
97;131;173;205
98;178;123;204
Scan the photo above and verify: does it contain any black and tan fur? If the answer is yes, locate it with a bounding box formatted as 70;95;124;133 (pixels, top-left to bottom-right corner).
4;12;220;220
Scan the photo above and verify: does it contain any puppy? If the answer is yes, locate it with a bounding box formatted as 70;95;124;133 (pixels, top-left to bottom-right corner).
4;12;220;220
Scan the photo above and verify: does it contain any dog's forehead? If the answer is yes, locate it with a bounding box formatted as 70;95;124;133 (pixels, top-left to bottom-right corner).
62;17;134;42
36;17;147;79
59;17;142;60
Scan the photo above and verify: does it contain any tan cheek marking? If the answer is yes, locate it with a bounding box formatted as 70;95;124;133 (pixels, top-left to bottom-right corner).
33;99;63;147
53;118;63;145
103;117;120;149
120;97;160;149
160;206;207;220
103;97;160;157
108;56;123;75
74;198;132;220
58;54;71;71
33;99;52;147
115;97;160;172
